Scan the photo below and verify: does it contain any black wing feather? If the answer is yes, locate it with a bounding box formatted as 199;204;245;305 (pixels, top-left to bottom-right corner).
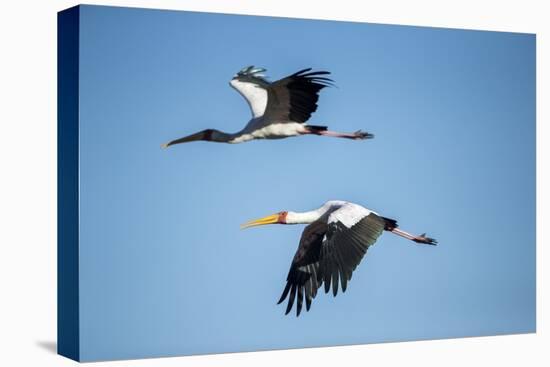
277;220;326;316
264;68;333;124
320;214;385;294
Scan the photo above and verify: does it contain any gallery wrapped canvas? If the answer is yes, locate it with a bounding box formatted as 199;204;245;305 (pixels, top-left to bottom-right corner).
58;4;535;362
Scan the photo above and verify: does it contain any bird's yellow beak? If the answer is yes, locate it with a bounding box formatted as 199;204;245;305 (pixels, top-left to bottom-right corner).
240;213;280;229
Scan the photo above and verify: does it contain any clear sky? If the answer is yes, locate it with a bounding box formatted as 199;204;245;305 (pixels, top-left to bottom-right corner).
77;5;536;361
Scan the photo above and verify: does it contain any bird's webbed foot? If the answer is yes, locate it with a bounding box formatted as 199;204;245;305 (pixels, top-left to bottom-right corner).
413;233;438;245
353;130;375;140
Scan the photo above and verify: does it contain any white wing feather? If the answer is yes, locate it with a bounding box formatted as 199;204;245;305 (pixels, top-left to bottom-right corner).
328;202;374;229
230;79;268;118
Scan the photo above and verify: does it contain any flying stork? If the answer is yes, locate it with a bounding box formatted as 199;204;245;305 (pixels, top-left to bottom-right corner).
241;200;437;316
162;66;373;147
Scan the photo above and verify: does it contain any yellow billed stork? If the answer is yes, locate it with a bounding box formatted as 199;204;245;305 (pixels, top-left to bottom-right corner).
241;200;437;316
162;66;373;147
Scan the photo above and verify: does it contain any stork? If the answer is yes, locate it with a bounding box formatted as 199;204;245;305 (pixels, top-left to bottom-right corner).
162;66;373;147
241;200;437;316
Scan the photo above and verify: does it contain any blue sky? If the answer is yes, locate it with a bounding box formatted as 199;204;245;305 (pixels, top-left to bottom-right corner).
77;5;535;361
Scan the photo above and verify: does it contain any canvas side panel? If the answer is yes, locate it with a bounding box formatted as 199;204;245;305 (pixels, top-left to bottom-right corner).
57;5;80;362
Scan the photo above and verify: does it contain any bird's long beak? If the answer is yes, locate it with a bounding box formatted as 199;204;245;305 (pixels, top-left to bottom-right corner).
240;213;280;229
161;131;206;148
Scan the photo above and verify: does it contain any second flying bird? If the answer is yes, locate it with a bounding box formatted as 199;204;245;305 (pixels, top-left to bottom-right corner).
162;66;373;147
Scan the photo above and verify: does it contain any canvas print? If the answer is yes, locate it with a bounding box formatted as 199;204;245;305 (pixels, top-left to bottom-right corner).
58;4;536;362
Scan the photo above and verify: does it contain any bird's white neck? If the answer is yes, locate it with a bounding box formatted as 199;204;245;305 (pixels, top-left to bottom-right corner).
285;201;347;224
285;211;322;224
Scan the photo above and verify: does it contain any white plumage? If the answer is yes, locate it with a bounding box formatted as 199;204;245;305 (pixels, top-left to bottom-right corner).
228;122;308;144
327;201;374;228
229;79;268;118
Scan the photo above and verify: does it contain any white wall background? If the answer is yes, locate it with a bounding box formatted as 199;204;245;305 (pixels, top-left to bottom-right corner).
0;1;547;366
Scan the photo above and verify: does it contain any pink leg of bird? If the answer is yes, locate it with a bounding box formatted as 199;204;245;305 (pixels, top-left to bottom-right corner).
391;228;437;245
309;129;374;140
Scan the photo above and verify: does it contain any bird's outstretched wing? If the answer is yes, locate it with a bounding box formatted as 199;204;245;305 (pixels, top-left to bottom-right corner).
230;67;333;123
277;220;325;317
278;204;385;316
319;209;385;296
263;68;334;124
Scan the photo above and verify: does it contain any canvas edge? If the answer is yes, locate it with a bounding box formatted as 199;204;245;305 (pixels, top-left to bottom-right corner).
57;4;81;362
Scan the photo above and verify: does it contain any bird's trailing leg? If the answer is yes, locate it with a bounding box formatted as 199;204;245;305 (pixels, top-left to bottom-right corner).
309;128;374;140
390;228;437;245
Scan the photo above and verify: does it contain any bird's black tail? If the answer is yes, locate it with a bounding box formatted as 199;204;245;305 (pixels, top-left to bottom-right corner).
381;216;398;231
306;125;328;132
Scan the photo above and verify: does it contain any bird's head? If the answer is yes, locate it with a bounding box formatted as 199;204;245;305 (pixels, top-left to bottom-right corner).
161;129;214;147
161;129;231;147
241;211;288;229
